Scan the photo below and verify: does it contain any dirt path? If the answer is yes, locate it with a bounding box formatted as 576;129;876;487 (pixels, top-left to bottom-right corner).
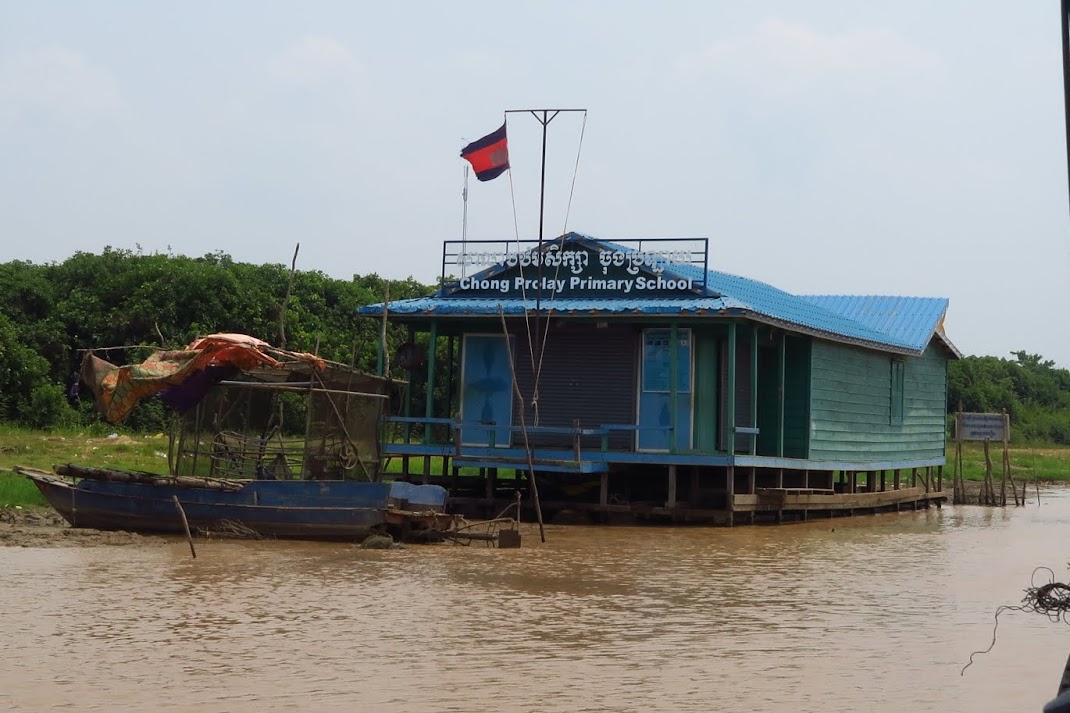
0;507;159;548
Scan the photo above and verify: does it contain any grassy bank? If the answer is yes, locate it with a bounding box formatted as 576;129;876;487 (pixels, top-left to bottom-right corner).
951;441;1070;482
0;425;169;507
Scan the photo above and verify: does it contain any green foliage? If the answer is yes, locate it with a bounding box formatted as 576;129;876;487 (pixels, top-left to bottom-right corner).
20;384;80;430
948;352;1070;444
0;250;434;431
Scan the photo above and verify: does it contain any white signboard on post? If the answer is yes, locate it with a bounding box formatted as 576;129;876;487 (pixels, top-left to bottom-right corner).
957;412;1009;442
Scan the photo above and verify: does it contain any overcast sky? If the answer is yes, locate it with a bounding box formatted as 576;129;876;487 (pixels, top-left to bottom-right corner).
2;2;1068;366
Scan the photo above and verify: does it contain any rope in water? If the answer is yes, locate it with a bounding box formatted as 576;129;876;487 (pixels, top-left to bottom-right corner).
962;567;1070;675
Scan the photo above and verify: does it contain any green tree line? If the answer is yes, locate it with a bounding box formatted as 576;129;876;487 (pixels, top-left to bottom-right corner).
0;249;430;430
947;351;1070;444
1;250;1068;444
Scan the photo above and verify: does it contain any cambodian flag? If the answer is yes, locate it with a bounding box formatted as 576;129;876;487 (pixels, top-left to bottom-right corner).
460;123;510;181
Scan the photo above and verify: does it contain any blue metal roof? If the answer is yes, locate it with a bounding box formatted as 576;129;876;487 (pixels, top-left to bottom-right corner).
802;294;960;356
359;232;955;356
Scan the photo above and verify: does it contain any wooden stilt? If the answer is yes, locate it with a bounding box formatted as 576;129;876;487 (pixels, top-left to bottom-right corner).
726;465;735;515
667;465;677;508
173;496;196;559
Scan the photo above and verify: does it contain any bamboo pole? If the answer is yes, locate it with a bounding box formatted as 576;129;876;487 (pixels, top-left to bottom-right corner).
498;308;545;543
279;243;300;350
958;408;967;503
1000;410;1009;507
983;439;994;506
381;284;390;376
172;496;196;559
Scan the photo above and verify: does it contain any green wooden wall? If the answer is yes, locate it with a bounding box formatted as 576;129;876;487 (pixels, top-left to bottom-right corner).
808;340;947;462
693;329;719;452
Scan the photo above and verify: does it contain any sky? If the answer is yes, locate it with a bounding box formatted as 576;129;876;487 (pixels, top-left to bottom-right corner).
1;1;1068;366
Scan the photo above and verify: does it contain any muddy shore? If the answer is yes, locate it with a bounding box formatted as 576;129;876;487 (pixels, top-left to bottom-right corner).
0;507;157;548
1;478;1054;548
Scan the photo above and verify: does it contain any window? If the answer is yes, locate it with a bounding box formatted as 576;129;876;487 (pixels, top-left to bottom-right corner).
890;359;905;425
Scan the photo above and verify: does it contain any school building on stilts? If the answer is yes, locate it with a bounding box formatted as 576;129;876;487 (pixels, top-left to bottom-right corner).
358;232;958;525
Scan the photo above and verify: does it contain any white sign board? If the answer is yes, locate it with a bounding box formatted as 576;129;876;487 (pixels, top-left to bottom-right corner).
957;412;1009;442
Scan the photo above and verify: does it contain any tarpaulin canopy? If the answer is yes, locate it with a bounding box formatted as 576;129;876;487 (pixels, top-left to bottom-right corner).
80;334;322;424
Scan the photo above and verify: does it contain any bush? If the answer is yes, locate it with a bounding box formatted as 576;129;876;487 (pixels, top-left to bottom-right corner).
19;383;80;430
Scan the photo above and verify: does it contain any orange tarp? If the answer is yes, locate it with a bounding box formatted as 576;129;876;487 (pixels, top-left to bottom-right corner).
81;334;283;424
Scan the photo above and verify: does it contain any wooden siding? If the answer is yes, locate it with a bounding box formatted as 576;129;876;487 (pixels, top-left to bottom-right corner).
756;336;810;458
720;336;754;452
783;337;811;458
693;329;719;453
808;340;947;462
756;344;779;456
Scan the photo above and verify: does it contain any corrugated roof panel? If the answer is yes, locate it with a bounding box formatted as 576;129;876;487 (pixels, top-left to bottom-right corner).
802;295;955;354
358;232;954;355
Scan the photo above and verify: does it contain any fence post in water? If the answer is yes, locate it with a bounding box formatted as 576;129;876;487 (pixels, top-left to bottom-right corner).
172;496;196;559
1001;410;1012;506
982;439;994;506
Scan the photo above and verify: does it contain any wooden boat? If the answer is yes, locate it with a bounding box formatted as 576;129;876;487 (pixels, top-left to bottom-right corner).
16;465;450;541
18;333;456;542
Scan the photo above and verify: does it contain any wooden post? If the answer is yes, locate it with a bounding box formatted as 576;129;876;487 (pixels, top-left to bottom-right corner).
279;243;300;350
498;308;546;542
424;322;438;446
1000;409;1009;506
747;467;756;495
667;465;677;508
173;496;196;559
1004;410;1019;506
726;465;735;512
726;323;736;454
669;324;679;454
983;439;994;506
893;469;901;490
378;283;390;376
600;472;609;507
880;470;886;492
750;325;758;456
775;468;784;489
776;335;785;458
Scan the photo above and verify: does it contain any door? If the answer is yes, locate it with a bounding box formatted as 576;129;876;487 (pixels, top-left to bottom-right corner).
637;328;692;451
459;334;513;447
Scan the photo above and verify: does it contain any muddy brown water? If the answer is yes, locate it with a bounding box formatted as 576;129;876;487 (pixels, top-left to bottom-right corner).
4;492;1070;712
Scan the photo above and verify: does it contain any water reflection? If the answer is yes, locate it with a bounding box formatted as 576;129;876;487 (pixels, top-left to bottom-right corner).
3;493;1070;712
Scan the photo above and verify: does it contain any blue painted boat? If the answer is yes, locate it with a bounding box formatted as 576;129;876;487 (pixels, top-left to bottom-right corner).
18;467;450;541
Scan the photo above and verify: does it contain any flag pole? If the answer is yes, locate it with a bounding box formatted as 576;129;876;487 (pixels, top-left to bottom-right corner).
503;108;586;416
1062;0;1070;217
461;164;469;278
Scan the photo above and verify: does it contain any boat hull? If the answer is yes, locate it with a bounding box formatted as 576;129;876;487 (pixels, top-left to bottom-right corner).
25;472;449;541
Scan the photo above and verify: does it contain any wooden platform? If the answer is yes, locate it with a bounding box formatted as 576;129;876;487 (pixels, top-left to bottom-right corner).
734;486;944;512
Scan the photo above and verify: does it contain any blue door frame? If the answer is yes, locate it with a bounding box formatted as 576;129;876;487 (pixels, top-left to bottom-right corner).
638;328;693;451
459;334;513;447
